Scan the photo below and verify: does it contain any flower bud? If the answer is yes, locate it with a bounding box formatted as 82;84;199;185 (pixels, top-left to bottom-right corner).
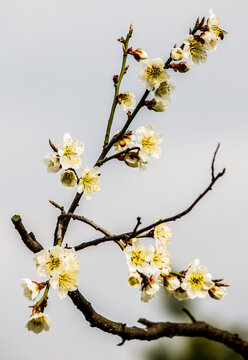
171;62;190;73
61;170;77;188
209;285;227;300
130;48;149;61
171;47;184;61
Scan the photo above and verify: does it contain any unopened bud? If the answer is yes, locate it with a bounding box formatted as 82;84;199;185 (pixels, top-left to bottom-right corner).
209;286;227;300
170;47;184;61
117;36;125;43
113;75;119;84
130;48;149;61
171;62;190;73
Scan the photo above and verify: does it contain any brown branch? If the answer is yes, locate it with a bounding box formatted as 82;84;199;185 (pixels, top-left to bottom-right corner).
11;215;43;253
68;289;248;359
211;143;220;180
75;156;226;251
59;213;112;237
183;307;197;323
12;216;248;358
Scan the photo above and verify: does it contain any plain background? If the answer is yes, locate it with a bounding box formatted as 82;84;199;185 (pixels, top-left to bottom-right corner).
1;0;247;359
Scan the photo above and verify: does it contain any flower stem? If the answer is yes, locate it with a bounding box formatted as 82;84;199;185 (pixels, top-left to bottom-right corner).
104;26;133;147
35;283;50;308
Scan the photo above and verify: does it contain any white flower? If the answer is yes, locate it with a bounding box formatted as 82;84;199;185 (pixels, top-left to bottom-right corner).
63;248;80;272
181;259;214;299
77;166;101;200
141;272;162;302
57;133;84;170
114;131;136;153
33;245;77;278
118;92;136;112
171;47;184;61
154;79;175;101
26;312;50;334
137;58;168;91
127;272;142;288
42;153;61;173
135;124;163;162
123;152;148;171
124;238;154;274
154;217;172;246
151;246;171;275
49;267;79;299
60;170;77;188
164;275;181;295
21;279;40;301
33;246;65;278
209;285;227;300
202;31;219;52
173;288;189;301
150;99;171;113
207;8;226;40
183;35;207;66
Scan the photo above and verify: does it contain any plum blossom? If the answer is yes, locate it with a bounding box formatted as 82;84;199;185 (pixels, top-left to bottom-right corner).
181;259;214;299
26;312;50;334
21;279;40;301
137;58;168;91
57;133;84;170
135;124;163;162
77;166;101;200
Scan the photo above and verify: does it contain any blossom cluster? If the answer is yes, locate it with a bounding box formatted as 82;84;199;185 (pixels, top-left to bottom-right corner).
183;9;227;65
117;9;225;116
124;221;227;302
22;246;80;333
43;133;101;200
124;219;172;302
164;259;227;301
114;124;163;171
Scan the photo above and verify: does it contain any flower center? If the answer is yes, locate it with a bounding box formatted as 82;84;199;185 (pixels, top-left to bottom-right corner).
141;135;159;154
189;274;204;289
144;65;164;83
63;146;77;159
130;250;146;265
46;255;61;272
128;276;140;287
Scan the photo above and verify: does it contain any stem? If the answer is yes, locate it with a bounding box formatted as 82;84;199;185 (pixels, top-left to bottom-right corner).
100;146;140;165
103;27;133;147
35;283;50;308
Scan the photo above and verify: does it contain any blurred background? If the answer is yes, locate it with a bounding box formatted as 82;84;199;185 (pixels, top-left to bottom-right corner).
0;0;247;359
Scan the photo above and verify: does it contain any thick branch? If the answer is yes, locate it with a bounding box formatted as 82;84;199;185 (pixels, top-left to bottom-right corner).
68;289;248;359
11;215;43;253
12;217;248;358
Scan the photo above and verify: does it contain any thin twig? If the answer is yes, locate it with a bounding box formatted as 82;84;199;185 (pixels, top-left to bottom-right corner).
59;213;112;237
211;143;220;180
183;307;196;323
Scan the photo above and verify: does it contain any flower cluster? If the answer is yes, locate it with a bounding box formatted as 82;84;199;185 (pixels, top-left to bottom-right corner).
43;133;101;200
164;259;228;301
22;246;80;333
183;9;226;65
124;219;172;302
138;57;175;112
114;124;163;171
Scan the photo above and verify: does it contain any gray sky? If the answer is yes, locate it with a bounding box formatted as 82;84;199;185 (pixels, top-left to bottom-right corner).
1;0;248;359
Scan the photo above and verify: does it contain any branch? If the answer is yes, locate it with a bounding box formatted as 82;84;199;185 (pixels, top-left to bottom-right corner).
59;213;112;237
11;215;43;253
12;216;248;358
68;289;248;359
75;148;226;250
